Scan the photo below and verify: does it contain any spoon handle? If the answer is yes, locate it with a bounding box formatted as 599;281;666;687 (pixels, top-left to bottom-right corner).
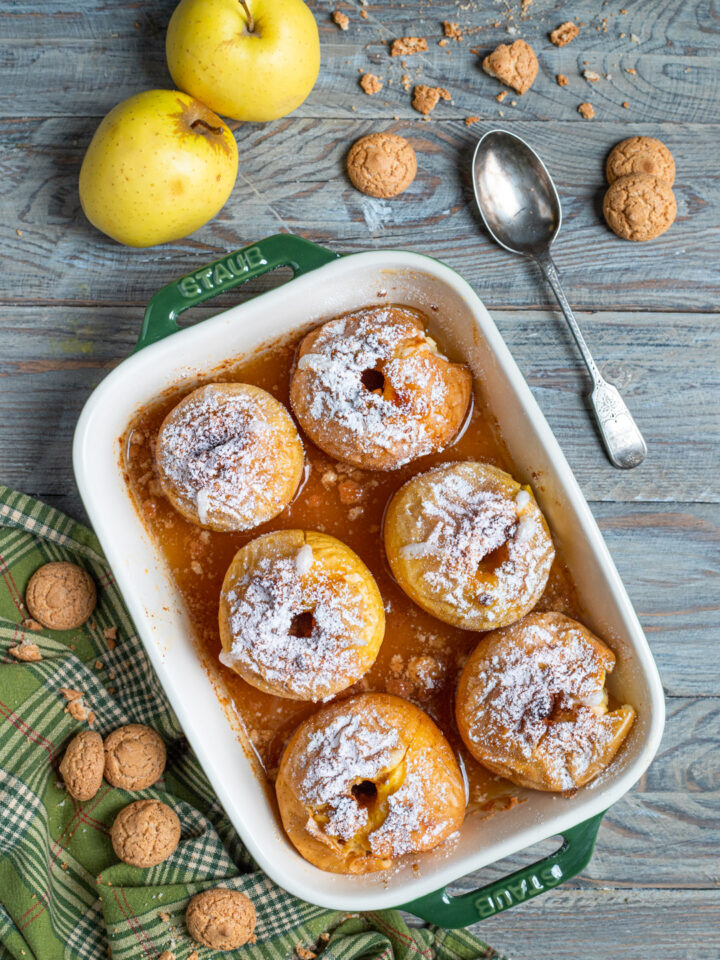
536;252;647;470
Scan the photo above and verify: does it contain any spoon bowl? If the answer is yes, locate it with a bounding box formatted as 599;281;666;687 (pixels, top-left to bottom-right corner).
472;130;561;255
471;129;647;470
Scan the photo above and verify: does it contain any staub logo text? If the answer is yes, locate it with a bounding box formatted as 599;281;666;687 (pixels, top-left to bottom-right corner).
177;246;267;298
473;864;564;919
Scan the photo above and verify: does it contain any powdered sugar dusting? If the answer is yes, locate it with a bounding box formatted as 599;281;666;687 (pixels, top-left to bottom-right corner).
156;384;300;530
302;710;402;840
222;546;377;699
369;745;453;858
291;308;470;468
298;701;459;858
462;616;622;790
392;462;554;624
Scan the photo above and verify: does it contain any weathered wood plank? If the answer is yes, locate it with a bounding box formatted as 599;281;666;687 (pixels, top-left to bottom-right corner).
464;889;720;960
0;306;717;506
1;0;719;123
1;118;718;312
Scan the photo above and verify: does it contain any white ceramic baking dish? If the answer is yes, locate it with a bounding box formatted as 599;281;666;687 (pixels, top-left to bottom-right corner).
73;234;665;927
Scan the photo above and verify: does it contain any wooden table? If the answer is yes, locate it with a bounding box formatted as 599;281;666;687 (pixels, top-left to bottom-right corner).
1;1;718;957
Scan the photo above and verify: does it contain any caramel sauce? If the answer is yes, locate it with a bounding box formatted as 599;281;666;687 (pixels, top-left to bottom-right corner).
122;318;581;812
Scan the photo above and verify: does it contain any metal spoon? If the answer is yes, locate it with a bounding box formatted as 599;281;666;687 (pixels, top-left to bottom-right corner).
472;129;647;470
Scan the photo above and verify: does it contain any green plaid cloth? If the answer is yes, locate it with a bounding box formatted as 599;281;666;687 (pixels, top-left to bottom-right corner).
0;486;507;960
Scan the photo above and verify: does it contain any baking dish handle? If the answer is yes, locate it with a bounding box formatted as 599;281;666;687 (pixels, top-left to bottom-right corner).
134;233;340;352
401;811;605;929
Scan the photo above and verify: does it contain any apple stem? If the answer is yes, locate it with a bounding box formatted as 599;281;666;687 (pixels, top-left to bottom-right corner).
191;118;224;136
238;0;255;32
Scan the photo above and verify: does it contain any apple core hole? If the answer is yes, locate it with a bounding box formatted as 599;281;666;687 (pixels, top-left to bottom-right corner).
352;780;378;806
361;368;385;393
477;540;512;575
289;611;315;638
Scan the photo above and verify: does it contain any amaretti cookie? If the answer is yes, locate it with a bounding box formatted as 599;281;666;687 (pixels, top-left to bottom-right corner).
603;173;676;241
347;133;417;198
606;137;675;186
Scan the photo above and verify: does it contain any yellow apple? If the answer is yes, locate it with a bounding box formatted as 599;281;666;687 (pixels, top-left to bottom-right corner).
79;89;238;247
166;0;320;122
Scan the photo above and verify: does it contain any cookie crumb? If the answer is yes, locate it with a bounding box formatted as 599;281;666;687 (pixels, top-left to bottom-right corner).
391;36;428;56
360;73;383;95
578;102;595;119
465;116;480;125
625;67;637;75
21;618;43;632
411;84;451;115
331;11;349;30
159;912;171;923
158;953;175;960
8;643;42;662
550;21;579;46
583;69;601;82
556;74;569;86
496;90;507;102
66;699;90;723
482;40;538;95
443;21;462;41
622;101;629;108
401;73;411;92
60;687;84;701
296;948;316;960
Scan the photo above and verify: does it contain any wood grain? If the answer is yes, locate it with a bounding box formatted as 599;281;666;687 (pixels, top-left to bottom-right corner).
1;118;718;311
0;0;718;954
465;889;720;959
2;0;720;123
2;305;717;695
